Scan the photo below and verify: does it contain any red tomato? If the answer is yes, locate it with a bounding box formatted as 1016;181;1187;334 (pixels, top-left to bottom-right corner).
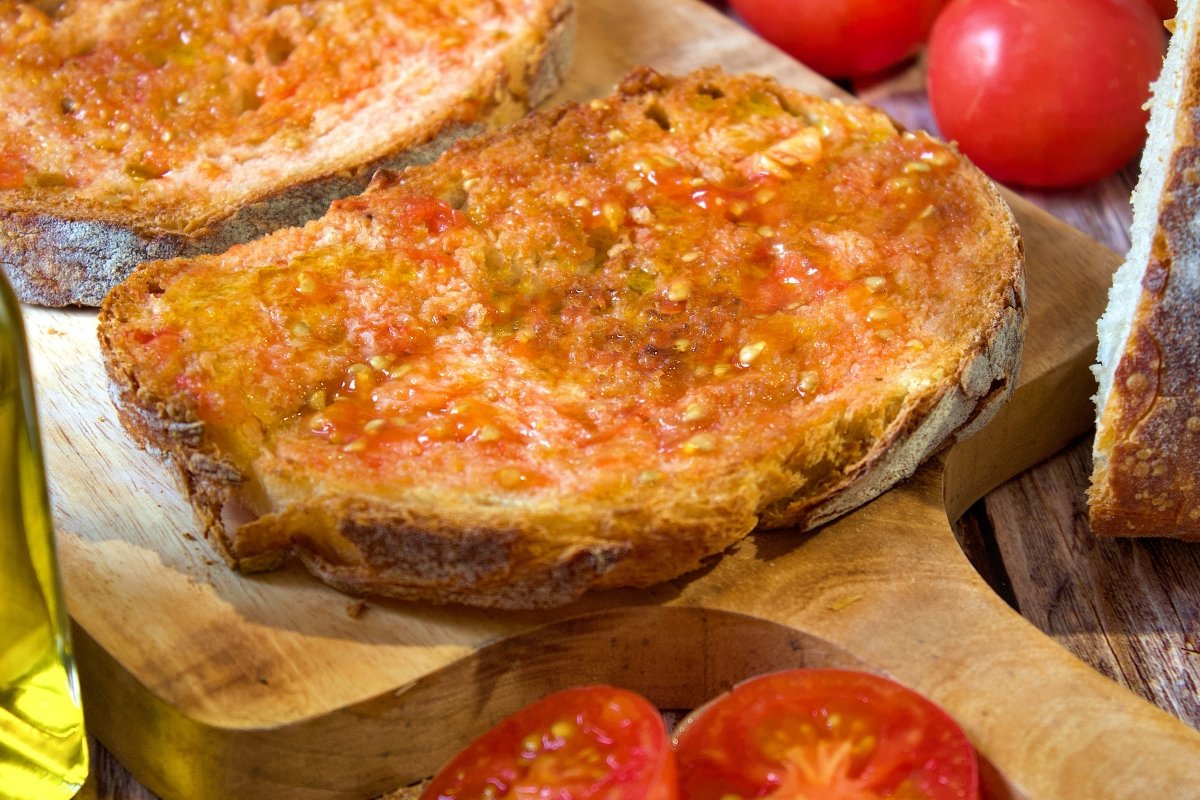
1147;0;1176;18
421;686;678;800
926;0;1165;187
672;669;979;800
731;0;946;78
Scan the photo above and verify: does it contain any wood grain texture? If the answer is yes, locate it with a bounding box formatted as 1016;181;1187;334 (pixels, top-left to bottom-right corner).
985;439;1200;730
863;44;1200;756
34;1;1200;798
865;43;1200;740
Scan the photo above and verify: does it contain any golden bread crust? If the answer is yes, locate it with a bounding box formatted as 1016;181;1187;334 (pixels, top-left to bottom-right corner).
1090;1;1200;539
0;0;574;306
100;68;1026;608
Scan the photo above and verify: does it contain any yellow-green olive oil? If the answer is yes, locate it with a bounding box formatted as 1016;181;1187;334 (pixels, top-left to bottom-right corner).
0;273;87;799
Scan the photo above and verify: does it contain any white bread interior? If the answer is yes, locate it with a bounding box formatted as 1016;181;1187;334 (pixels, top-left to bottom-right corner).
1091;0;1200;538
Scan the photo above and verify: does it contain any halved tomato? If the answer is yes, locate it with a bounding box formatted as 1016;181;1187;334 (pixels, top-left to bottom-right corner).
672;669;979;799
421;685;678;800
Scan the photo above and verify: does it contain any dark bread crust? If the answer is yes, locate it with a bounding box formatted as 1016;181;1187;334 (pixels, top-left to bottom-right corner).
100;68;1026;608
1090;2;1200;539
1090;167;1200;538
0;0;575;308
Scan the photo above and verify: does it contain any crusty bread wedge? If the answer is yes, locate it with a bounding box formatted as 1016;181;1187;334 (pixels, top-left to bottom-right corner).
1091;1;1200;539
99;68;1025;608
0;0;573;307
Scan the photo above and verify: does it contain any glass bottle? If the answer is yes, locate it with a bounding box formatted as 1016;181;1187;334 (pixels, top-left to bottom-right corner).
0;270;88;799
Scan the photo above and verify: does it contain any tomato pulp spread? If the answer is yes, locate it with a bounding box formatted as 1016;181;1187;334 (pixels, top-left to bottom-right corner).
0;0;534;223
110;69;1007;504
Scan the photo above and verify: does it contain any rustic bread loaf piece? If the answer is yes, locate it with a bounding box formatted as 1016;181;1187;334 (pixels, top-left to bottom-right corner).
0;0;573;307
1091;0;1200;539
99;68;1025;608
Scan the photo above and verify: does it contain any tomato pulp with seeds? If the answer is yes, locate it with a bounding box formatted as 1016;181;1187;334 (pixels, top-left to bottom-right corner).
672;669;979;800
111;71;1005;508
286;126;959;490
420;686;677;800
0;0;504;216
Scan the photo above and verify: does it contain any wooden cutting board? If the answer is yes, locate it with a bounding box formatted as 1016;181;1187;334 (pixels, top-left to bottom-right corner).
23;0;1200;797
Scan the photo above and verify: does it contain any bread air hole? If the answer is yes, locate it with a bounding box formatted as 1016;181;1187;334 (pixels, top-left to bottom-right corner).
586;227;618;264
644;101;673;132
31;0;66;18
764;88;804;118
442;185;469;210
238;84;263;114
264;31;296;66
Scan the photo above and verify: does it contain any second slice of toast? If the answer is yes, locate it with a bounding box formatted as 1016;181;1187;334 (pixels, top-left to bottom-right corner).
0;0;573;307
99;68;1025;608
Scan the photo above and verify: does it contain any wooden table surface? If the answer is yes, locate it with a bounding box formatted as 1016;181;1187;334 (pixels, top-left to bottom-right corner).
854;61;1200;733
79;11;1200;800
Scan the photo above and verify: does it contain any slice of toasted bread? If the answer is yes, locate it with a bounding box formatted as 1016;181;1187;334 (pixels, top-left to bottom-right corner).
1090;1;1200;539
0;0;573;307
99;67;1025;608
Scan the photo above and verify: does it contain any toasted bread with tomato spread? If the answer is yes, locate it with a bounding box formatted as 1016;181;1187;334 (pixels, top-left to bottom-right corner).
0;0;573;307
99;68;1025;608
1090;0;1200;539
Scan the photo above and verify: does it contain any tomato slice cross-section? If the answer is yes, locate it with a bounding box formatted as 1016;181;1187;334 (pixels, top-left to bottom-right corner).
672;669;978;800
421;685;678;800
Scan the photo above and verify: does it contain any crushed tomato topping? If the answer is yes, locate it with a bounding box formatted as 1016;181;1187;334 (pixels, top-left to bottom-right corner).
112;71;998;497
0;0;530;218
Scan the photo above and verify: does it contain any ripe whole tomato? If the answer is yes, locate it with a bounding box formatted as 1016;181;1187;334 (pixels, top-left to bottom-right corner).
730;0;947;78
1147;0;1177;18
926;0;1166;187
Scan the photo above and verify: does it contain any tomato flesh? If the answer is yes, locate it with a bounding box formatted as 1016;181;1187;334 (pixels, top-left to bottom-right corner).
421;686;677;800
927;0;1165;187
672;669;979;800
731;0;945;78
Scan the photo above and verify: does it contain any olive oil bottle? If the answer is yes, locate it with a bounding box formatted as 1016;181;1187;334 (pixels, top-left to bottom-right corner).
0;271;88;799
